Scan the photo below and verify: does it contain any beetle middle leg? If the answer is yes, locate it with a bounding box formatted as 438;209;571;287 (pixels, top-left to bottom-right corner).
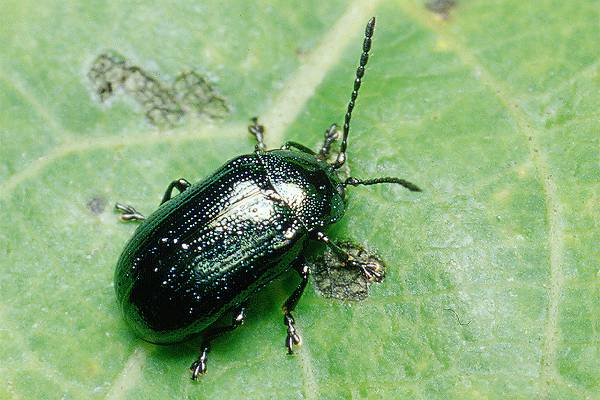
160;178;191;204
190;305;246;380
115;202;146;222
313;232;384;282
282;258;310;354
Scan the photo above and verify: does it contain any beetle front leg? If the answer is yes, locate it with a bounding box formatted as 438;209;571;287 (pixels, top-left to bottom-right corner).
282;259;310;354
314;232;384;282
190;306;246;380
317;123;339;160
248;117;266;151
281;141;317;155
114;202;146;222
160;178;191;205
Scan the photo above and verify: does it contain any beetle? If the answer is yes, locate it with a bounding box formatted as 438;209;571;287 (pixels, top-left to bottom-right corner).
114;17;420;380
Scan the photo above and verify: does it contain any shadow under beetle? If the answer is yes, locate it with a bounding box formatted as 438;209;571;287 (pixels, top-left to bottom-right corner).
114;17;421;380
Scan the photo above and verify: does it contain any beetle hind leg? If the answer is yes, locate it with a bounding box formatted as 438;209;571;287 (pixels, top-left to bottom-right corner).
282;259;310;354
190;306;246;380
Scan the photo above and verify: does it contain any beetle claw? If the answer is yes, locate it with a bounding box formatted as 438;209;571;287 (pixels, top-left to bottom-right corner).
347;258;384;283
284;314;302;354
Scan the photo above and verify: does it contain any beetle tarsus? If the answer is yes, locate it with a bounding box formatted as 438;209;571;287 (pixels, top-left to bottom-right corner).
281;261;309;354
189;307;246;380
248;117;266;151
114;202;146;221
347;257;385;282
284;314;302;354
317;123;339;160
314;232;385;282
190;346;209;380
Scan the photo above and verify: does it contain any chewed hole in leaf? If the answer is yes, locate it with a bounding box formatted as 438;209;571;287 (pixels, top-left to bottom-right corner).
87;51;229;127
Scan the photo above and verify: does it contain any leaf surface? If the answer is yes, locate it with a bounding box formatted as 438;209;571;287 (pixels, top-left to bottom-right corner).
1;1;598;399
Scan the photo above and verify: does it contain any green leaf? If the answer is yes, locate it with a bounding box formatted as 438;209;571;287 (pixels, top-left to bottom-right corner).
1;1;598;399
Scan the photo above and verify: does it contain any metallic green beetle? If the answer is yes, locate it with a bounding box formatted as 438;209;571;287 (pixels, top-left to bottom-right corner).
114;17;420;380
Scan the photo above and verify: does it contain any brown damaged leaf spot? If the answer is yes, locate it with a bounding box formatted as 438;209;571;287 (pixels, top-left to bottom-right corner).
311;241;385;301
87;51;229;127
86;196;107;215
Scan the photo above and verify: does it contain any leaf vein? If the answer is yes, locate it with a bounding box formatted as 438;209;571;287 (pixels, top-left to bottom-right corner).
0;64;68;136
0;124;245;201
105;347;147;400
398;5;567;399
260;0;384;147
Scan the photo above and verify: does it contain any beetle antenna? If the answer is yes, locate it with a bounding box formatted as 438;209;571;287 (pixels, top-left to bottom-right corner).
344;177;422;192
333;17;376;169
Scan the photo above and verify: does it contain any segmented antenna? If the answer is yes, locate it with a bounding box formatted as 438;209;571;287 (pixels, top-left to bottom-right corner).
344;176;422;192
333;17;376;169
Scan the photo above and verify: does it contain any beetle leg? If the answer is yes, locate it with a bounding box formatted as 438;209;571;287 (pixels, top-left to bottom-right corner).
190;346;209;380
248;117;266;151
190;306;246;380
114;202;146;222
317;123;339;160
313;232;384;282
281;141;317;155
282;260;310;354
160;178;191;204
